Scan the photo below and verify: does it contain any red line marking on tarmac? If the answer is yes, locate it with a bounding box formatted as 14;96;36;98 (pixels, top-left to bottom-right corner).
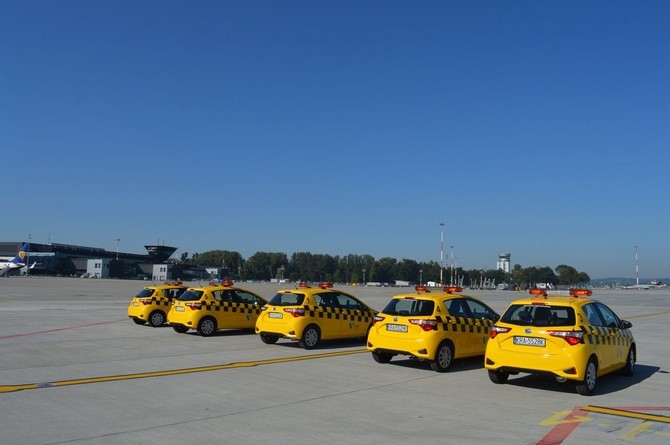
0;319;125;340
536;406;588;445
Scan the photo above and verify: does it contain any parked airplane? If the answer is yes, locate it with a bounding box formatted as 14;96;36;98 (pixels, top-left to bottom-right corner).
0;243;30;276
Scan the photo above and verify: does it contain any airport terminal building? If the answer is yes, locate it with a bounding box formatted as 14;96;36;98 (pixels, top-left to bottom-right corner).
0;241;207;280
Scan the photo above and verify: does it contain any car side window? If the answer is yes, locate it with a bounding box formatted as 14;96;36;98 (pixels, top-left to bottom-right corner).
236;290;262;305
337;294;362;310
596;303;620;328
583;303;603;326
463;299;495;320
315;293;338;308
447;299;469;317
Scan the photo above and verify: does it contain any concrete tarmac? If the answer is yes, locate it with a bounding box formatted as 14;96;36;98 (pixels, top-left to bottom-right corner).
1;277;669;444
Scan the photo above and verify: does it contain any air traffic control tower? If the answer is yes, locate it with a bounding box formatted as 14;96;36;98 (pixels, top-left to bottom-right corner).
497;253;511;274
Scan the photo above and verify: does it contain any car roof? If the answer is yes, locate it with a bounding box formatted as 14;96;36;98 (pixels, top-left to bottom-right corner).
507;295;596;307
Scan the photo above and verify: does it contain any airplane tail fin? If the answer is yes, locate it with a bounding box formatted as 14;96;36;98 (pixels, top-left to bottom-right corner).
10;243;30;265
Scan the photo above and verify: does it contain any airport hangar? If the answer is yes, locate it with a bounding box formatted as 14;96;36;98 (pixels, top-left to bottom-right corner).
0;241;214;280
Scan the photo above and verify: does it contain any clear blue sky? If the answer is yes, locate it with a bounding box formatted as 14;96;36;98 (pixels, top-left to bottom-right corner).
2;1;668;279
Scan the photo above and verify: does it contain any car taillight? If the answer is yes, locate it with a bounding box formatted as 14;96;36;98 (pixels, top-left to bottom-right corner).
185;302;202;310
372;315;385;326
139;299;152;305
490;326;511;339
548;330;583;345
284;308;305;317
409;319;437;332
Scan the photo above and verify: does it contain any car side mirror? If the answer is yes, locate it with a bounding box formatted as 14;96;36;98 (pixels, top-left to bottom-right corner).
620;320;633;329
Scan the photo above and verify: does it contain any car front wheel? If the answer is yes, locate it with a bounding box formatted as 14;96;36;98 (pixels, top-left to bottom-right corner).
430;341;454;372
148;311;166;327
620;347;635;376
197;317;217;337
576;357;598;396
299;325;320;349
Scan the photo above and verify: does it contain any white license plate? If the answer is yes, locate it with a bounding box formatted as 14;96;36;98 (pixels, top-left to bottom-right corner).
513;336;546;347
133;302;139;307
175;306;185;312
386;324;408;332
268;312;283;319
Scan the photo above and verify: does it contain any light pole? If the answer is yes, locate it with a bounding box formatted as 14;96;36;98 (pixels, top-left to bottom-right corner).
116;238;121;261
439;222;446;285
450;245;454;285
634;245;639;286
419;269;423;285
363;268;366;285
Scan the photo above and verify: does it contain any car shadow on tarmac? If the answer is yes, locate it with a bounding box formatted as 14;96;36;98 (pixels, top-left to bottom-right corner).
376;355;486;372
502;363;659;395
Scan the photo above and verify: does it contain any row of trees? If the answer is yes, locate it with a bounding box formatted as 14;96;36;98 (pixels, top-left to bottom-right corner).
177;250;590;287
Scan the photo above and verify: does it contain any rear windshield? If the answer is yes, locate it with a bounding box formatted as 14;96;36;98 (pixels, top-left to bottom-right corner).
268;292;305;306
382;298;434;316
177;290;205;301
501;304;575;327
136;289;154;298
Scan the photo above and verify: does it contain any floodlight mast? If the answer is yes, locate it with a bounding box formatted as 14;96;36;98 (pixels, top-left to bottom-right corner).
439;222;446;285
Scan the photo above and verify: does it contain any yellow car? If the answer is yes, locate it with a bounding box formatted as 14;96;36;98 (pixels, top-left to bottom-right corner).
367;286;499;372
168;281;268;336
485;289;636;395
127;281;188;327
255;283;377;349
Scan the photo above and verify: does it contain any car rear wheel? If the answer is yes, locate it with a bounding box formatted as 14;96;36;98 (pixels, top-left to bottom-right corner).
132;317;145;325
620;347;635;376
299;325;320;349
430;341;454;372
197;317;217;337
576;357;598;396
172;325;189;334
372;351;393;364
260;333;279;344
148;311;166;327
488;370;510;384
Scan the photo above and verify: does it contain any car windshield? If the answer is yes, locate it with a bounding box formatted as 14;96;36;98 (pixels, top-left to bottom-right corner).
382;298;434;316
500;304;575;327
135;289;154;298
268;292;305;306
177;290;205;301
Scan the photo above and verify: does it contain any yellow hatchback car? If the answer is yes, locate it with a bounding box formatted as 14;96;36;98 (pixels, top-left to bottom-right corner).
255;283;377;349
367;286;499;372
168;281;268;336
127;281;188;327
485;289;636;395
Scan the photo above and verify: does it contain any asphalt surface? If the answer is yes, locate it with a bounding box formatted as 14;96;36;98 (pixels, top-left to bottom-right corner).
1;277;669;444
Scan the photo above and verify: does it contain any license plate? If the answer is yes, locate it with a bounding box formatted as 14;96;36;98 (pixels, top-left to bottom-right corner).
386;323;408;332
268;312;283;319
513;336;546;347
175;306;185;312
133;302;139;307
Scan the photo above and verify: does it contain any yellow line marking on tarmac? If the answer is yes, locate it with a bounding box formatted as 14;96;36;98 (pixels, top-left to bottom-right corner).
626;310;670;320
0;349;368;394
582;406;670;424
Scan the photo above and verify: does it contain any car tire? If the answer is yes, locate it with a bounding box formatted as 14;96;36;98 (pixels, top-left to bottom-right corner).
132;317;146;325
260;333;279;344
299;325;320;349
148;311;166;327
488;370;510;384
430;341;454;372
172;325;189;334
620;347;636;376
197;317;217;337
576;357;598;396
371;351;393;364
